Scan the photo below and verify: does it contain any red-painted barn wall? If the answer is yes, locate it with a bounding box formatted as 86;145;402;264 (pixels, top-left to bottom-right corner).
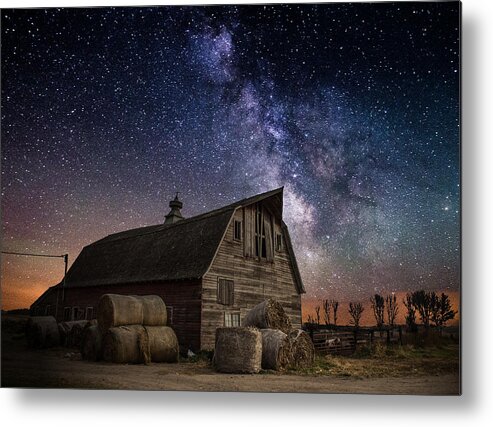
31;281;202;352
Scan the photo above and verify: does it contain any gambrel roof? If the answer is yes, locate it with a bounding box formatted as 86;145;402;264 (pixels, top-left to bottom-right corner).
63;187;305;294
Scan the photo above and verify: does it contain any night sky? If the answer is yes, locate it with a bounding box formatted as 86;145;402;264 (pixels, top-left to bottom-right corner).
1;2;460;311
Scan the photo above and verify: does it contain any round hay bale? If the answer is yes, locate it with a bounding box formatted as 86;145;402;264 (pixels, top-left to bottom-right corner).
26;316;60;348
58;322;71;346
145;326;179;363
214;327;262;374
84;319;98;328
288;329;315;369
97;294;144;333
133;295;167;326
69;321;88;348
81;324;103;361
102;325;148;364
260;329;292;371
242;299;292;333
58;320;89;347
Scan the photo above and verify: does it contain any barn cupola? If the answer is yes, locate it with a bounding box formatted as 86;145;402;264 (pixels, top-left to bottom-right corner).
164;193;185;224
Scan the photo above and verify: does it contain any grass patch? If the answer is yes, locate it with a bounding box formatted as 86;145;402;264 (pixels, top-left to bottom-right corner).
290;343;459;379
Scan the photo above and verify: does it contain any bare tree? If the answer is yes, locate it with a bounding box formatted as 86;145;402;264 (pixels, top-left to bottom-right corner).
315;305;321;326
385;293;399;327
370;294;385;329
403;293;417;332
412;290;433;330
348;302;364;329
330;299;339;326
307;314;316;324
322;299;331;325
430;292;456;331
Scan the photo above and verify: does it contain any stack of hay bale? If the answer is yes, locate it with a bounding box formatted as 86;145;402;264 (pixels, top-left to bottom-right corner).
214;299;314;374
80;294;179;364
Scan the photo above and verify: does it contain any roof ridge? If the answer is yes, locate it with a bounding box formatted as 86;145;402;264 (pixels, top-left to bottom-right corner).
91;187;283;246
92;207;236;246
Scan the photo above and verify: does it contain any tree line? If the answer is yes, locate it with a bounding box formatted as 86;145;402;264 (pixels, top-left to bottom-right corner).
307;290;456;331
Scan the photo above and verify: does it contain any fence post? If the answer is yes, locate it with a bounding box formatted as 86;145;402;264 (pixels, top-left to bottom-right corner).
398;326;403;345
386;329;391;345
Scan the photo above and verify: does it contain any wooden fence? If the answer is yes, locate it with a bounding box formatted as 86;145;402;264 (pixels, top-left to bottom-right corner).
309;327;402;355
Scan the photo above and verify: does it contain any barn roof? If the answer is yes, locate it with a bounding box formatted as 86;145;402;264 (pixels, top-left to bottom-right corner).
63;187;304;290
64;207;234;287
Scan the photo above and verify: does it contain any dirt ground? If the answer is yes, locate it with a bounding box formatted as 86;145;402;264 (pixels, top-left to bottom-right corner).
1;331;460;395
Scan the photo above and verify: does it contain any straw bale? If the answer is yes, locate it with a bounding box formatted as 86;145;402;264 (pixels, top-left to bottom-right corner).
68;322;85;348
26;316;60;348
288;329;315;369
242;299;292;333
58;322;71;346
80;324;103;361
97;294;144;332
145;326;179;363
58;320;89;347
133;295;167;326
102;325;148;364
260;329;292;371
214;327;262;374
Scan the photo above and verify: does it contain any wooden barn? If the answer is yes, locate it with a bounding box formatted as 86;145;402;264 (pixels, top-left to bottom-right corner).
30;187;305;351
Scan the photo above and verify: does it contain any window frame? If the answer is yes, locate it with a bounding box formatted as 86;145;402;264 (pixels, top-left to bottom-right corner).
234;219;242;241
255;203;267;259
166;306;174;325
85;306;94;320
275;233;283;252
63;307;71;321
217;278;234;306
224;311;241;328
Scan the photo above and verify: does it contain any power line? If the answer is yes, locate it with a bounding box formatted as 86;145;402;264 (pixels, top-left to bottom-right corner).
1;250;69;319
1;250;67;259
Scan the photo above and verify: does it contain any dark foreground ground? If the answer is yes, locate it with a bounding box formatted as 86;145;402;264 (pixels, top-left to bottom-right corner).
1;328;460;395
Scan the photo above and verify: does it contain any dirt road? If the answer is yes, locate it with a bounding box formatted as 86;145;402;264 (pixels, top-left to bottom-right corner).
1;335;459;395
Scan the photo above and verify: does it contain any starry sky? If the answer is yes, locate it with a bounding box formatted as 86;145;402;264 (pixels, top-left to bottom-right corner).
1;2;460;312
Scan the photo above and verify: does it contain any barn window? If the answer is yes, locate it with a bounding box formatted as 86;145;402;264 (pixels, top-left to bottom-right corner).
72;306;83;321
234;220;242;241
63;307;71;321
217;278;234;305
166;306;173;325
85;307;94;320
275;233;283;251
255;203;267;258
224;312;240;327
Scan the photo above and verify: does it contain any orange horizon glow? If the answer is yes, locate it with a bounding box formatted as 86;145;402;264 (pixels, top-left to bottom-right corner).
1;256;66;311
2;256;461;329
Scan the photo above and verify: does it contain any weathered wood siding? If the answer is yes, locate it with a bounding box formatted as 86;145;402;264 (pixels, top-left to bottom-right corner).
201;204;302;350
32;280;202;352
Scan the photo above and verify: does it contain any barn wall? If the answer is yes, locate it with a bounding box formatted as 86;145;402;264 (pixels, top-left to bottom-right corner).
201;203;302;350
29;287;60;317
31;281;202;352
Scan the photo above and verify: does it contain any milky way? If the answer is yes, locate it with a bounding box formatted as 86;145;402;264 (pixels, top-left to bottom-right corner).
1;3;460;310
